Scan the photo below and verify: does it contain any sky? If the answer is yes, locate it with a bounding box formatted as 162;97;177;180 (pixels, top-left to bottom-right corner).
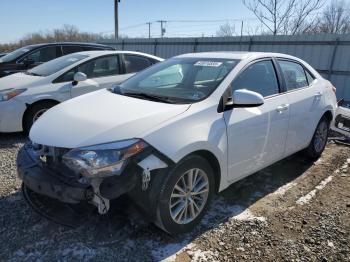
0;0;258;43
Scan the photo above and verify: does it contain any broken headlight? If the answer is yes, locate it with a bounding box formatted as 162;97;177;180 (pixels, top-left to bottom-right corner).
62;139;148;178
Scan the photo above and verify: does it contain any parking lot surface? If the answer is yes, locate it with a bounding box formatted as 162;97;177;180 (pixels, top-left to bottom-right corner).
0;133;349;261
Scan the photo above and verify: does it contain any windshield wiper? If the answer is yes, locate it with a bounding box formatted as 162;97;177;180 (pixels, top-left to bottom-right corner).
122;91;175;104
109;86;192;104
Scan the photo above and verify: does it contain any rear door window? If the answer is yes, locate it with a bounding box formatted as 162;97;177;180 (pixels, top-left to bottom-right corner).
124;55;152;74
278;60;309;91
232;60;279;97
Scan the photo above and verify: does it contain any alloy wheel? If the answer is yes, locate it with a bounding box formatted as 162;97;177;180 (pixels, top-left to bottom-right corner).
169;168;209;225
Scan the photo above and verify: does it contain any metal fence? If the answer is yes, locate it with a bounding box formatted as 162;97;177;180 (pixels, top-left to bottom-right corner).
100;34;350;100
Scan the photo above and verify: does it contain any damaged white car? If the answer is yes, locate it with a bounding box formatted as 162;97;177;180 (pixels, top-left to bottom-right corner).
17;52;338;234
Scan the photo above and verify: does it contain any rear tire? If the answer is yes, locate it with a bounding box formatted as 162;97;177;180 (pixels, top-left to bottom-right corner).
23;101;58;134
305;116;330;159
154;155;215;234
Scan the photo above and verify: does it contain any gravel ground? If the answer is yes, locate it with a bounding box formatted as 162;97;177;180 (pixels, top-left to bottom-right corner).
0;133;349;261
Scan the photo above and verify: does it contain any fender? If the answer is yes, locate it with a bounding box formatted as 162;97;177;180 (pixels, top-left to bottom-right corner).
304;105;335;146
322;104;336;121
22;94;65;106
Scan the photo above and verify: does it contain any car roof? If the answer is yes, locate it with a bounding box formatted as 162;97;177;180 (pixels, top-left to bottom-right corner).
175;51;300;61
24;42;113;49
75;50;164;61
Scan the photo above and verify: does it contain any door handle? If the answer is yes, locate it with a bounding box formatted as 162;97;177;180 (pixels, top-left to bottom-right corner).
276;104;289;113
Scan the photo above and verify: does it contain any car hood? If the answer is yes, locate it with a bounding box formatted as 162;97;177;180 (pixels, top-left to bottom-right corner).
30;89;191;148
0;72;43;91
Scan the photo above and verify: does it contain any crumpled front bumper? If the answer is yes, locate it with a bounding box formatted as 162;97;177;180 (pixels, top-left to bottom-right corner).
333;105;350;137
17;143;143;205
17;145;89;204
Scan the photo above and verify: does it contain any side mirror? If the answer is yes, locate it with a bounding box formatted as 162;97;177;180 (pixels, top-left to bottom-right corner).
225;89;264;110
72;72;87;86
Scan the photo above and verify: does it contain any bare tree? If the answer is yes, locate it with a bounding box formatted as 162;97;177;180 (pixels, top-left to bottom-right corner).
287;0;326;34
243;0;325;35
216;23;236;37
310;0;350;34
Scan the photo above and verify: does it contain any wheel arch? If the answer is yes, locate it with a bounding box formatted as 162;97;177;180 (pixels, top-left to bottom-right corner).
322;110;333;123
185;150;222;193
22;99;60;129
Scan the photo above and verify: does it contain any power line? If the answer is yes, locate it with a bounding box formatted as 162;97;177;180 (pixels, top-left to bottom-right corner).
120;23;150;30
118;18;258;30
104;18;262;38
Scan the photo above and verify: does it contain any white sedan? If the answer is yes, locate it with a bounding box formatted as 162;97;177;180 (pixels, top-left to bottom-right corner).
19;52;338;234
0;51;163;133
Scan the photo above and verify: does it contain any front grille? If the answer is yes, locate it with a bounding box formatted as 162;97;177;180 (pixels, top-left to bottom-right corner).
32;143;69;162
31;143;78;179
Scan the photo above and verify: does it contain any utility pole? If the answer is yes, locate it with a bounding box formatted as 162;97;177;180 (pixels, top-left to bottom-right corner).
146;22;152;38
157;20;166;38
114;0;121;40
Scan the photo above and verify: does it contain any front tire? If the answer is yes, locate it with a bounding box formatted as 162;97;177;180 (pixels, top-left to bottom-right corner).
155;155;215;234
23;101;57;134
305;116;330;159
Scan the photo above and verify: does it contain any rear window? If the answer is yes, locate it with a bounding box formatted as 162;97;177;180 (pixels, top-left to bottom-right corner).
29;53;89;77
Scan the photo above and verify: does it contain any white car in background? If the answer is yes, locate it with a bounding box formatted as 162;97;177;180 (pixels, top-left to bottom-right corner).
0;51;163;133
18;52;338;234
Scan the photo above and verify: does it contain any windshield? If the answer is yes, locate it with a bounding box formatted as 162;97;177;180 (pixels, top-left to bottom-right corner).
0;46;36;62
28;54;89;77
118;57;239;103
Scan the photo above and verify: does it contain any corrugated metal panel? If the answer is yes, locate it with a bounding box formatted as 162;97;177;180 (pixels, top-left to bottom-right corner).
331;75;348;99
100;34;350;100
156;38;194;58
333;45;350;71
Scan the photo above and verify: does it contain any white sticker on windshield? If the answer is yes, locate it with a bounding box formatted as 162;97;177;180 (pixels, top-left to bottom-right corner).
194;61;223;67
